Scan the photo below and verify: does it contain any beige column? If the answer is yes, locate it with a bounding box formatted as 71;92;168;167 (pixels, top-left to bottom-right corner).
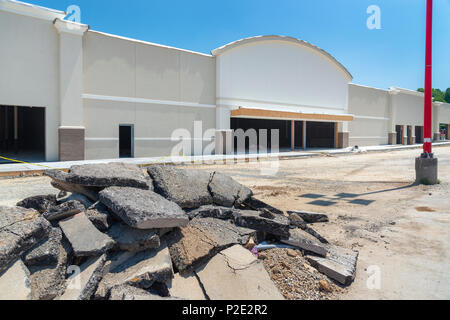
402;125;408;145
432;102;441;141
388;89;399;145
0;107;5;147
54;19;88;161
215;105;233;155
337;122;349;148
409;126;415;145
13;106;18;153
302;121;306;150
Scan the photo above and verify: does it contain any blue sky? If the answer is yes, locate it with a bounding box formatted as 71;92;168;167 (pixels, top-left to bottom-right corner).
27;0;450;91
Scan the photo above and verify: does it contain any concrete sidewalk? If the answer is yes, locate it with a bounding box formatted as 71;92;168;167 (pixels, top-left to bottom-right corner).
1;141;450;177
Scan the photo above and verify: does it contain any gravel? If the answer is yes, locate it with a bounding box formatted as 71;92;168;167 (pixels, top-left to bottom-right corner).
259;248;344;300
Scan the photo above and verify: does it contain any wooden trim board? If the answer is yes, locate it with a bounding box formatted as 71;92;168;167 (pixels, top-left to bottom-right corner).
231;108;354;122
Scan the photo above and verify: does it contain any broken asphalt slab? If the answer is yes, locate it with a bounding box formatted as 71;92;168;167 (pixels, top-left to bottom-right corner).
43;200;85;221
16;195;57;214
108;284;169;300
232;209;291;238
59;212;115;257
59;254;107;300
167;217;256;275
44;170;99;202
0;206;51;274
209;172;253;207
243;197;284;215
107;223;160;252
85;202;115;232
67;163;151;189
58;193;93;209
147;166;213;209
95;243;173;299
288;210;329;223
280;228;328;257
195;245;284;300
187;205;236;220
28;240;69;300
99;187;189;229
306;245;359;286
147;166;253;209
22;227;62;267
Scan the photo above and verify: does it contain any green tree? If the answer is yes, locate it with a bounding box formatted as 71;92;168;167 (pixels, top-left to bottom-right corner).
417;88;446;102
445;88;450;103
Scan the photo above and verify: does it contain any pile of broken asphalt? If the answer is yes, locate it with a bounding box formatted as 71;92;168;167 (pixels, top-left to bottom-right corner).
0;162;358;300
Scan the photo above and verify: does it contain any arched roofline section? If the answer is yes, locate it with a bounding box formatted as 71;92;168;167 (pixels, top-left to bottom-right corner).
211;35;353;81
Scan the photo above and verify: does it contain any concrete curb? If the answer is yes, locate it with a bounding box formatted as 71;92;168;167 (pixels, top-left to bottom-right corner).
1;142;450;178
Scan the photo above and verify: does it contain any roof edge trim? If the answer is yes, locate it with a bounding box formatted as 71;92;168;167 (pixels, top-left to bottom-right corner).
0;0;66;21
211;35;353;81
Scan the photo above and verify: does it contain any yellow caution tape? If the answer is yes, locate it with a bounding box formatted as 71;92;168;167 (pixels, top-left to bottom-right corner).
0;155;65;171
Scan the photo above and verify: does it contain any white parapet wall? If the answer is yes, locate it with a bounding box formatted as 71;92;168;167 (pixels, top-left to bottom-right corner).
0;5;62;161
348;84;390;146
82;31;217;160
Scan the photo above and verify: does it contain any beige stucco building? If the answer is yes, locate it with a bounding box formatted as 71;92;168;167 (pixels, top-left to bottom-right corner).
1;1;449;162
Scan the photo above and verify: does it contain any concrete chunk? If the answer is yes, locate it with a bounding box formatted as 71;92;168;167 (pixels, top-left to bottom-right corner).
232;209;291;238
107;223;160;252
306;245;359;286
67;163;151;189
43;200;85;221
167;273;206;300
195;245;284;300
59;213;115;257
99;187;189;229
0;206;51;274
281;228;328;257
95;243;173;299
0;259;32;300
16;195;57;214
209;172;253;207
59;254;107;300
288;210;329;223
168;217;256;275
147;166;213;209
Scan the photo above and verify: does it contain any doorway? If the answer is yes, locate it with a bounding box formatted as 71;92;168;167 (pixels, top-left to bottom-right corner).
305;121;336;148
415;126;423;144
0;105;45;164
395;125;403;144
119;124;134;158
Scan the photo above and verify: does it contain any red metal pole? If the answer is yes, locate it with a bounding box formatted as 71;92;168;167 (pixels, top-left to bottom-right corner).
423;0;433;155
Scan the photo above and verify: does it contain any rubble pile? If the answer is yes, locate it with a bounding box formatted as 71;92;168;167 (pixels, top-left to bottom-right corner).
0;163;358;300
